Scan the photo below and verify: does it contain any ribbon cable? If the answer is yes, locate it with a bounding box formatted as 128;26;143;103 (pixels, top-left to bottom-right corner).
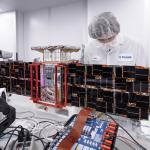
57;108;92;150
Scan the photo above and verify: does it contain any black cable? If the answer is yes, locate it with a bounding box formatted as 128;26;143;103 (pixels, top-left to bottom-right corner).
22;134;27;150
44;142;50;150
15;117;39;127
9;126;29;133
39;120;56;124
17;111;64;125
22;131;32;150
16;117;33;119
31;135;46;148
117;138;136;150
16;111;35;118
2;133;18;138
64;114;77;127
10;139;18;150
117;136;139;147
3;127;46;149
0;130;16;138
114;147;119;150
105;113;147;150
35;137;45;141
39;123;57;138
4;128;47;144
34;137;50;146
34;116;64;125
4;126;21;150
9;126;47;148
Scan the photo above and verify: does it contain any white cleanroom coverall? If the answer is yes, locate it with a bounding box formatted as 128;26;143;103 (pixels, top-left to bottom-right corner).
84;35;148;67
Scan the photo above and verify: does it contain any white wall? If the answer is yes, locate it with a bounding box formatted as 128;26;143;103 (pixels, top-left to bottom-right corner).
49;0;87;45
87;0;150;65
23;9;49;61
16;0;150;64
143;0;150;65
0;11;16;60
21;0;87;61
16;11;24;60
88;0;145;41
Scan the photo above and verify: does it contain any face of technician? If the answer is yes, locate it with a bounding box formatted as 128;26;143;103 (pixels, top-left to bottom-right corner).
95;34;119;54
97;35;117;44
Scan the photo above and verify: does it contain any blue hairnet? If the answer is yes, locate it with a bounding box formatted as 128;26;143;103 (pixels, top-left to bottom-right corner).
88;12;120;39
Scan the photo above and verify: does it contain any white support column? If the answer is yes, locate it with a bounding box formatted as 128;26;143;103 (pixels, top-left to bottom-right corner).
143;0;150;67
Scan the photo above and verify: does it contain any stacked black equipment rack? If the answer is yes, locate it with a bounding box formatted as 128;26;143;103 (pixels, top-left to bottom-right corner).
67;63;150;120
0;61;32;95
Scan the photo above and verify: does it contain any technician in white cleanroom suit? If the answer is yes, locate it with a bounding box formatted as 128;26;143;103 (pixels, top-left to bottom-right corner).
84;12;148;67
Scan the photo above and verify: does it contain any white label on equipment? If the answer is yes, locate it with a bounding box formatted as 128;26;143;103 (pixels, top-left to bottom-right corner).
118;53;133;62
92;56;102;61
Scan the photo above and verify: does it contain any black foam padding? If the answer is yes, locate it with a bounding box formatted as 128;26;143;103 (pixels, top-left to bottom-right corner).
95;79;101;88
123;66;135;72
77;87;86;98
67;76;75;84
135;75;148;82
87;88;98;97
135;68;149;75
141;82;149;93
93;65;102;75
128;93;137;103
67;63;150;120
107;78;113;89
127;107;140;119
87;65;93;76
87;102;96;108
96;101;106;113
76;76;84;85
79;97;85;107
68;64;77;73
115;78;126;90
76;66;85;76
71;96;79;107
86;75;96;86
123;72;135;78
107;102;113;113
115;92;128;106
141;109;149;120
0;105;16;133
134;81;141;92
115;107;127;115
100;78;107;88
115;66;122;77
126;82;134;92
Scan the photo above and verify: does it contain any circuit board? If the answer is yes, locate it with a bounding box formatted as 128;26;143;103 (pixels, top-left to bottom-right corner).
50;113;118;150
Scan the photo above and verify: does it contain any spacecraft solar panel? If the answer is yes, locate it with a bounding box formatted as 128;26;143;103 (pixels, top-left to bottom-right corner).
67;64;150;120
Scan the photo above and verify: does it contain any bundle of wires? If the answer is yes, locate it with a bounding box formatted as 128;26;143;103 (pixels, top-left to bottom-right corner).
16;111;64;136
105;113;147;150
1;110;65;150
0;125;50;150
10;111;148;150
16;111;35;119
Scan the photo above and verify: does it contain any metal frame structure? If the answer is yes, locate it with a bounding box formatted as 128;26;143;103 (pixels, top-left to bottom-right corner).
30;62;68;108
30;63;41;102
